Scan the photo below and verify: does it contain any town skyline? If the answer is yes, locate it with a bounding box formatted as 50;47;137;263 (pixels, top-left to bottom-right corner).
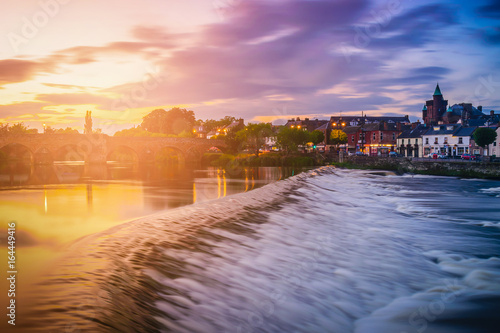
1;0;499;135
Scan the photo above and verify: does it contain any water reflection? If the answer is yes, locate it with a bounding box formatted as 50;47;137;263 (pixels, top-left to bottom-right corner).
0;163;304;302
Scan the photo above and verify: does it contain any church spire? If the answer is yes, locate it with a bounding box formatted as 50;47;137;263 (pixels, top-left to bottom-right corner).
433;83;442;96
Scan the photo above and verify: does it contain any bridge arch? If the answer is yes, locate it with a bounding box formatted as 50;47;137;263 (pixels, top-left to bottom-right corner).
106;145;139;163
54;144;86;162
34;146;53;164
0;143;34;163
155;146;185;166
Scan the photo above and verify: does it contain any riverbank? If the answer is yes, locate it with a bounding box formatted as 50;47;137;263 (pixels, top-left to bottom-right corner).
204;152;324;168
331;156;500;180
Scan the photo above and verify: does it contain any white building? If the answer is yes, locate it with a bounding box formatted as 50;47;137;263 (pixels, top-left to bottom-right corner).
486;126;500;157
422;125;476;157
397;124;428;157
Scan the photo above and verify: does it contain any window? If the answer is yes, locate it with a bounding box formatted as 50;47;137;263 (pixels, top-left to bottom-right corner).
351;135;354;142
434;137;438;144
494;141;497;147
402;139;405;144
415;139;418;144
380;132;383;141
458;137;463;144
425;138;429;144
458;147;464;155
444;137;448;144
373;133;376;140
392;133;396;140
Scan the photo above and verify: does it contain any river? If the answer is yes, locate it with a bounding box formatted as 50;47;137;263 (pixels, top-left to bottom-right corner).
1;165;500;332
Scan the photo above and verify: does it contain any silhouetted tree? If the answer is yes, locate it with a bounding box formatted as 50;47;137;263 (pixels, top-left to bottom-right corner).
141;107;195;135
84;111;92;134
473;127;497;156
276;127;310;154
309;130;325;149
236;123;273;156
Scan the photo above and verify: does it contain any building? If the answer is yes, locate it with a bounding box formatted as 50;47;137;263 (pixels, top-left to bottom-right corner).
423;84;449;124
329;115;410;127
397;123;429;157
284;118;328;131
486;126;500;158
421;124;477;157
362;122;401;156
422;84;498;126
193;125;207;138
342;122;401;155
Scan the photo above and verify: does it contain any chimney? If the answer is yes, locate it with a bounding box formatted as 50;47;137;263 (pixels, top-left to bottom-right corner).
296;117;300;121
305;117;309;121
478;106;483;112
383;121;389;131
491;110;495;116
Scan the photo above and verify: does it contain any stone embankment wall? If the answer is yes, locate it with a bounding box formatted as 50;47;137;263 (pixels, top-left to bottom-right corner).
342;157;500;179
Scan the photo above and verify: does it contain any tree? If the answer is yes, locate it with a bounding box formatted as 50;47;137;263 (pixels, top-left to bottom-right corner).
84;110;92;134
56;127;79;134
0;123;9;135
330;129;348;152
309;130;325;149
0;123;37;134
473;127;498;156
8;123;30;134
221;127;245;154
44;126;57;134
236;123;273;156
201;116;236;133
276;127;310;154
141;107;196;135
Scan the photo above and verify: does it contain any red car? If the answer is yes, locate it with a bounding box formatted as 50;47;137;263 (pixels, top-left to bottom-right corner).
461;153;476;160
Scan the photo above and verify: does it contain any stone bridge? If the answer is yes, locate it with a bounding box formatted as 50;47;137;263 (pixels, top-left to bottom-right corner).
0;134;226;164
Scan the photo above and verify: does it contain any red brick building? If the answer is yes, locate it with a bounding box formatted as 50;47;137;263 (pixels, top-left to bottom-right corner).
344;122;403;155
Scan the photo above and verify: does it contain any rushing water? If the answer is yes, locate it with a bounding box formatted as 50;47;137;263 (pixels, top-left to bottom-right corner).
0;163;301;333
3;166;500;332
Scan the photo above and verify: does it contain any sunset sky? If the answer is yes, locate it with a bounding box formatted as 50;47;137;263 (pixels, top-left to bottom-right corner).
1;0;499;134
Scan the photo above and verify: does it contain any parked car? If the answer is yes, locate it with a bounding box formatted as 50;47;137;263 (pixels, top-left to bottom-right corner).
429;153;438;159
355;151;367;156
437;154;448;159
388;151;399;157
461;153;476;160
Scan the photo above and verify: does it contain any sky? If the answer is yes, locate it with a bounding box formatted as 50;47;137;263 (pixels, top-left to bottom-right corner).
0;0;499;134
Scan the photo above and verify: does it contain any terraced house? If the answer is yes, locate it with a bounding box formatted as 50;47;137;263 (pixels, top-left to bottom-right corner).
421;125;477;157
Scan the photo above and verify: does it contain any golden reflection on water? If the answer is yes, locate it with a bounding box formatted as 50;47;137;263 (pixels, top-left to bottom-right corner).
0;165;300;330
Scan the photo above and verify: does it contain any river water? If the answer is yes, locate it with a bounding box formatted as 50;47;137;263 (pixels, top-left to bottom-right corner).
2;166;500;332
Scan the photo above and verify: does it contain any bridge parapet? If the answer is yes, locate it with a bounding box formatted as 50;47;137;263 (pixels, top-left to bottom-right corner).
0;134;226;164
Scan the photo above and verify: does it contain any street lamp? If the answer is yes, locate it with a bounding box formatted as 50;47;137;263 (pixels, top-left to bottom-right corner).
43;123;46;134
